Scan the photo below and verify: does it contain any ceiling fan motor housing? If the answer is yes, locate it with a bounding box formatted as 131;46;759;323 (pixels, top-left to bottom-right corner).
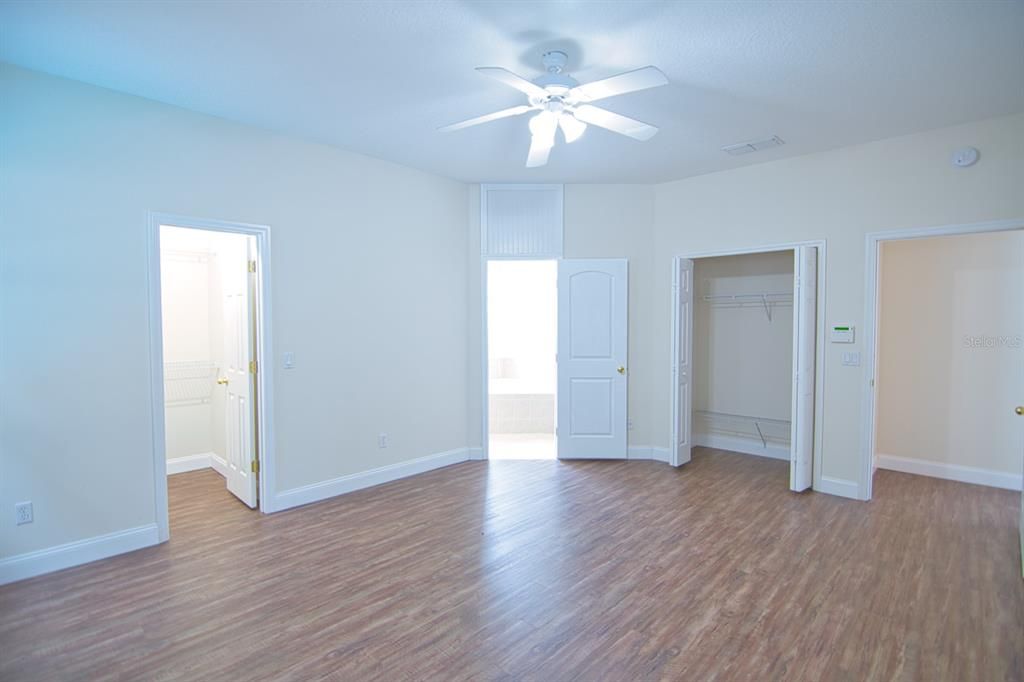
532;50;578;100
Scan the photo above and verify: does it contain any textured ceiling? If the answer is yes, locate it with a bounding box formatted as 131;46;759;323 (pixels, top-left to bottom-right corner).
1;0;1022;183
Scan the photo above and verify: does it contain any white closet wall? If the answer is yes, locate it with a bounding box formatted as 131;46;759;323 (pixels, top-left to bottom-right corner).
693;251;794;457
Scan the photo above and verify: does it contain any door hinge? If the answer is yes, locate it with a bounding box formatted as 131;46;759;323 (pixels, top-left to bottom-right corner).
249;360;258;374
248;260;257;273
251;459;259;474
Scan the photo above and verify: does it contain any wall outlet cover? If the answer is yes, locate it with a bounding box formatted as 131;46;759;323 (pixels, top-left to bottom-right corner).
15;501;33;525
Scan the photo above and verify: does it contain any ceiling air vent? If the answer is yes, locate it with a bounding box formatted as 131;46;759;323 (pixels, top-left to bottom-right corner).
721;135;785;156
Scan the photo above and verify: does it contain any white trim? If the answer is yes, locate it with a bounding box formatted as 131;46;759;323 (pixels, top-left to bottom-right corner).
0;524;160;586
669;240;828;495
147;212;278;527
628;446;653;460
876;454;1023;491
693;434;790;461
627;446;671;463
480;243;489;460
815;476;859;499
468;447;485;461
272;448;473;512
210;452;229;478
860;218;1024;501
166;452;213;475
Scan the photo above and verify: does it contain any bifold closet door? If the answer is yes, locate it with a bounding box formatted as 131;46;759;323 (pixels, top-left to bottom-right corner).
671;257;694;467
557;259;628;460
790;246;817;492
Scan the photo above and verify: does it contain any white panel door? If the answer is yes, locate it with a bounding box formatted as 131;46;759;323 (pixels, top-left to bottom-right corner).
222;236;258;507
672;258;694;467
790;246;818;492
557;259;628;459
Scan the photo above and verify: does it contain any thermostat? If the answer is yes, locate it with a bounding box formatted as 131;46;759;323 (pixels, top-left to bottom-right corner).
831;325;855;343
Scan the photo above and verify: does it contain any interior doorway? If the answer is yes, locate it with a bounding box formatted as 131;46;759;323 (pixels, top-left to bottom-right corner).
671;244;824;492
159;224;261;507
486;260;558;459
148;213;276;540
869;229;1023;494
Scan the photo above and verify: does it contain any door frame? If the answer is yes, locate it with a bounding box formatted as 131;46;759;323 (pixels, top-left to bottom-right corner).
669;240;827;490
860;218;1024;501
480;256;560;460
146;212;277;541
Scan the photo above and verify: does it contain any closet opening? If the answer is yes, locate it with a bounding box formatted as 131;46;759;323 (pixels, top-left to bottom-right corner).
671;245;821;492
155;220;270;526
485;259;558;460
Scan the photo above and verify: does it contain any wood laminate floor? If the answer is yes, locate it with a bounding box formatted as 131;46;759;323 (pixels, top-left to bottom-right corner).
1;448;1022;681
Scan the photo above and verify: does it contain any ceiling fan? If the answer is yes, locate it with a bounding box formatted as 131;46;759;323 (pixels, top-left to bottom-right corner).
439;51;668;168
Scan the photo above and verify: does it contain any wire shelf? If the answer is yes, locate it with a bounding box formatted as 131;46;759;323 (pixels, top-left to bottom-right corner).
702;292;793;322
164;361;219;405
694;410;791;448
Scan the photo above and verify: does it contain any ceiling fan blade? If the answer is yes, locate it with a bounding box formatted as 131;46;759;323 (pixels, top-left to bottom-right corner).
568;66;668;103
476;67;548;99
572;104;659;141
438;105;533;132
526;111;558;168
526;136;553;168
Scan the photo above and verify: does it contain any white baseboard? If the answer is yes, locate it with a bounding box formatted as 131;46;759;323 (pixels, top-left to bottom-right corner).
876;453;1023;491
209;452;228;478
815;476;860;499
166;452;213;475
272;447;473;512
0;524;161;586
468;447;485;461
626;446;671;464
694;433;790;461
627;445;653;460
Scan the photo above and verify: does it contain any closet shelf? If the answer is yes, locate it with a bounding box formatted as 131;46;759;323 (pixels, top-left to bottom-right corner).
702;292;792;321
694;410;790;449
164;360;219;406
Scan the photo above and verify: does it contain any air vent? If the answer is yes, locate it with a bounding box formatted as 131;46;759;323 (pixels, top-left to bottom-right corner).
721;135;785;156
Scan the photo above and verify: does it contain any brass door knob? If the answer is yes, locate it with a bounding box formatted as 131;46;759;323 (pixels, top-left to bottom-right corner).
1016;406;1024;416
617;366;626;375
217;377;229;385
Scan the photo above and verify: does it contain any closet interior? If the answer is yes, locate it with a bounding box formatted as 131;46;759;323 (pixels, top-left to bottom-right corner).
692;250;795;460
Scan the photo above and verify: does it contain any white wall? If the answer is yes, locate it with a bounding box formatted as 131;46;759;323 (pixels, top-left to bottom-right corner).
0;64;470;560
653;113;1024;495
693;252;793;421
876;231;1024;476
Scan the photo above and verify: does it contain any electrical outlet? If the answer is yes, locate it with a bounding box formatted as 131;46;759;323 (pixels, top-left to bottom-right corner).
15;501;33;525
378;433;389;449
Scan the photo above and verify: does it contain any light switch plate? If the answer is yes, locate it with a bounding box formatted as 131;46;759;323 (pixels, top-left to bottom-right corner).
842;351;861;367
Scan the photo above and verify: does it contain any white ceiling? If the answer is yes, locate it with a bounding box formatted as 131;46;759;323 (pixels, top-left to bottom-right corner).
2;1;1022;183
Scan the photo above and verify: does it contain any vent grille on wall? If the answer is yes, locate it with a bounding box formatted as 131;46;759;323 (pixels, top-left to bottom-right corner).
721;136;785;156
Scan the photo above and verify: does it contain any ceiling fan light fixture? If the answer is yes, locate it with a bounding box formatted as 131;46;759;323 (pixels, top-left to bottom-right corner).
559;113;587;143
528;111;558;148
